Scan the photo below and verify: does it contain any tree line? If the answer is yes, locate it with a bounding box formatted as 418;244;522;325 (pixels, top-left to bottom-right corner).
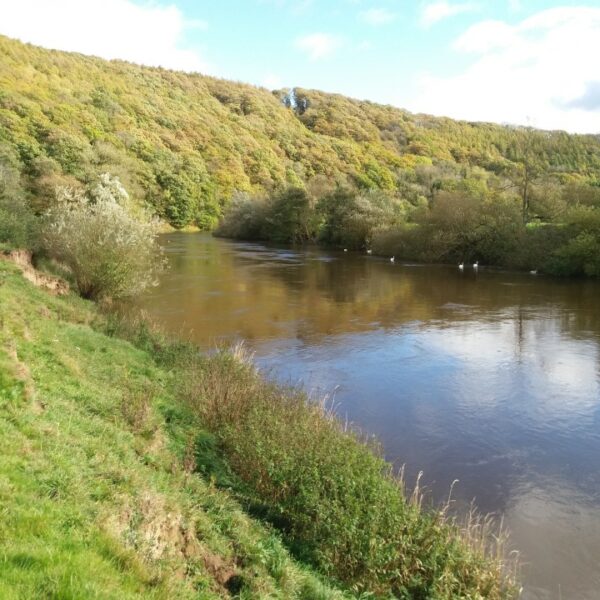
217;163;600;277
1;34;599;233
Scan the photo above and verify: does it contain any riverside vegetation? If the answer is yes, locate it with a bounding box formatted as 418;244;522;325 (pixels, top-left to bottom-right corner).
1;35;600;276
0;148;521;596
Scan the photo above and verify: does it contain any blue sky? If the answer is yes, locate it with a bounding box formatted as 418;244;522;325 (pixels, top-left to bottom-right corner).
1;0;600;132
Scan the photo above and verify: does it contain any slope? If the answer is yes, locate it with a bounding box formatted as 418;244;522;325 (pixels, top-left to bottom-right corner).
1;34;599;229
0;258;347;599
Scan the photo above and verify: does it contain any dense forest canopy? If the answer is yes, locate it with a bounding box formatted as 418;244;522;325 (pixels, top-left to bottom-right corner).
1;34;599;232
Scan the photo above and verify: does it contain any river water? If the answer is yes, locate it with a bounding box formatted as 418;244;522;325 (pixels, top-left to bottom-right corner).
140;232;600;600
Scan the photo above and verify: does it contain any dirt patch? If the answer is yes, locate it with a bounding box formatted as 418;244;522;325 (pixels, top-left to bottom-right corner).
103;492;239;592
201;551;239;590
144;428;166;457
104;491;202;562
2;250;69;295
5;342;44;411
137;492;206;562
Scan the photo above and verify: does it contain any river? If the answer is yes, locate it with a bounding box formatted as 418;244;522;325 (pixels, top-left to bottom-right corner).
140;232;600;600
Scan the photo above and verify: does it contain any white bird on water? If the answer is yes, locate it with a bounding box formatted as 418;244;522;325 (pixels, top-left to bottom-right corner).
458;262;464;270
343;248;348;252
530;269;538;275
390;256;395;263
366;249;372;255
473;260;479;269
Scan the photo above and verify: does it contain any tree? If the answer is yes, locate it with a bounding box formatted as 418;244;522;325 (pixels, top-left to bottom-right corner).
266;187;317;244
510;127;545;224
41;175;165;299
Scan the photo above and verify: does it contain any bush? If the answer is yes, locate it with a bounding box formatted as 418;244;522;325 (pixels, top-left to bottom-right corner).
0;193;36;252
373;192;523;265
544;206;600;276
317;188;405;250
40;174;165;299
215;191;269;240
180;348;519;599
549;232;600;276
265;187;318;244
217;187;319;244
0;156;36;250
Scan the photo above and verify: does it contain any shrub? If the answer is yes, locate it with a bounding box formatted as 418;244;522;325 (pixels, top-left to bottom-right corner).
40;174;165;299
0;155;36;250
0;193;36;252
265;187;318;244
317;188;404;250
217;187;319;243
180;348;519;599
543;206;600;276
549;232;600;276
215;191;269;240
372;193;523;265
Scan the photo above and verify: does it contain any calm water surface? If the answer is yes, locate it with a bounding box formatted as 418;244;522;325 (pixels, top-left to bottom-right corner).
140;232;600;600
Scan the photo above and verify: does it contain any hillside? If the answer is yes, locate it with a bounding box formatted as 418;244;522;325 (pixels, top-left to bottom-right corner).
0;257;349;599
1;34;599;229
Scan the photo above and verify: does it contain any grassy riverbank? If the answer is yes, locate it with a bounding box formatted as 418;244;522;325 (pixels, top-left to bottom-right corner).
0;257;519;598
0;259;346;599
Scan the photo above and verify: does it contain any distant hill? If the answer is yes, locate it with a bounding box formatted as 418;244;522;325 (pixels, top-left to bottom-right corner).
1;34;599;228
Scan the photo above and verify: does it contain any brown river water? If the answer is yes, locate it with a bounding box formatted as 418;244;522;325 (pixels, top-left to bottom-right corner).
140;232;600;600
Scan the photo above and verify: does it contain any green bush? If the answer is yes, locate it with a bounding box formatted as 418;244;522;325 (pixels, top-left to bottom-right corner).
549;232;600;276
180;348;518;599
0;153;36;250
0;193;36;251
265;187;318;244
371;192;523;266
543;207;600;276
40;174;165;299
215;191;269;240
318;188;405;250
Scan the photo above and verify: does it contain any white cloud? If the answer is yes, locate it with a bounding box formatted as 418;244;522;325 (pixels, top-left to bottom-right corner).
421;1;476;27
262;73;283;89
407;7;600;133
360;8;397;26
295;33;342;60
508;0;521;12
0;0;212;74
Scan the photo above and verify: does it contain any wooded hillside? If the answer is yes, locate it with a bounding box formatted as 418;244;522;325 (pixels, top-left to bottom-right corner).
1;34;599;229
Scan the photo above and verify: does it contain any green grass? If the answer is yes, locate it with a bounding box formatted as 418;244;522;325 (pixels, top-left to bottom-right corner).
166;346;519;600
0;260;348;599
0;259;519;598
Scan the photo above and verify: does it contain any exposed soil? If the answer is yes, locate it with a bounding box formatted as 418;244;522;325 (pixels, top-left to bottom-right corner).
2;250;69;295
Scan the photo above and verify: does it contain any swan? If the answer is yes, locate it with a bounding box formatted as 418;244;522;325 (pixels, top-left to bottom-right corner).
343;248;348;252
366;249;372;255
530;269;538;275
473;261;479;269
458;262;464;270
390;256;395;263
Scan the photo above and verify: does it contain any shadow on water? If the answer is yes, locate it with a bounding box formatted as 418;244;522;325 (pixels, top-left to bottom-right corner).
140;232;600;600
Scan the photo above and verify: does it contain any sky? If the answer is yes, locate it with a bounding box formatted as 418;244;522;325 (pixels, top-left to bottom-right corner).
1;0;600;133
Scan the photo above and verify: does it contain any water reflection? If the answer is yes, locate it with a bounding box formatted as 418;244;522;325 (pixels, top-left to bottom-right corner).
140;233;600;600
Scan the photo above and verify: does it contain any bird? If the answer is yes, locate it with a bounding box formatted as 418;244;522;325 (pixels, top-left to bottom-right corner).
366;249;372;255
343;248;348;252
458;262;464;270
390;256;395;263
530;269;538;275
473;260;479;269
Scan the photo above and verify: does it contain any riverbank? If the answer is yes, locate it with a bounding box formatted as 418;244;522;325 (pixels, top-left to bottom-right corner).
0;257;520;598
0;258;346;599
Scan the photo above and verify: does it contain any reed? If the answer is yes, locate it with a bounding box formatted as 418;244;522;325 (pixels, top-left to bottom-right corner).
171;343;521;599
